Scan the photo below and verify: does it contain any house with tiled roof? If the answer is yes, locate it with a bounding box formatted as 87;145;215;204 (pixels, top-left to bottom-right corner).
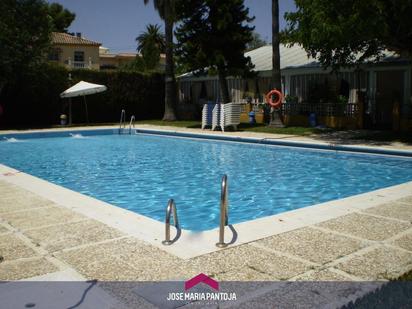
49;32;101;70
99;46;166;71
99;47;137;70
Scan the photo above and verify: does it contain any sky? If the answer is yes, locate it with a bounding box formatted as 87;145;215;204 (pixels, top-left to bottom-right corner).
48;0;296;53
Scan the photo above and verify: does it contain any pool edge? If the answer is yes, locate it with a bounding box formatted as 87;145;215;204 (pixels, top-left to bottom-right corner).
1;162;412;259
135;128;412;157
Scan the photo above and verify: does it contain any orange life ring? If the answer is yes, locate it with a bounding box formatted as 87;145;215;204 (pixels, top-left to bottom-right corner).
265;89;283;109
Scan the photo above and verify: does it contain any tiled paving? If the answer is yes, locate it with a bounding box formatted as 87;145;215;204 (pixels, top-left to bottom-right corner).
1;125;412;307
393;232;412;252
1;206;85;231
316;212;411;241
0;234;37;261
0;257;59;281
0;225;9;234
24;219;124;252
364;201;412;222
1;179;411;284
334;246;412;280
254;227;365;264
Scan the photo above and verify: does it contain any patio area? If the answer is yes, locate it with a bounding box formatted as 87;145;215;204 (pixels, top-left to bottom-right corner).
1;125;412;307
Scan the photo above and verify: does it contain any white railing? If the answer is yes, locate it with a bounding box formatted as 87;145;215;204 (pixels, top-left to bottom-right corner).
66;57;93;69
72;61;86;68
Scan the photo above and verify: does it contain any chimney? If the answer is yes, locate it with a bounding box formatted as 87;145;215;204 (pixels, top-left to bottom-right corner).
76;32;81;38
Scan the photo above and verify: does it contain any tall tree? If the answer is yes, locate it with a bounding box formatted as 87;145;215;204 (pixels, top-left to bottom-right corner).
246;31;267;52
282;0;412;69
46;2;75;33
175;0;254;103
270;0;283;127
136;24;165;71
0;0;52;95
143;0;177;121
272;0;281;91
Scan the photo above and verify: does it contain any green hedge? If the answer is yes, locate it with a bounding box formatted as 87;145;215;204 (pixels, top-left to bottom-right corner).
0;64;165;127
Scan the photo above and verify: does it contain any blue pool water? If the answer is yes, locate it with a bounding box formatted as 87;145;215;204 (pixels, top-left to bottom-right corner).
1;131;412;231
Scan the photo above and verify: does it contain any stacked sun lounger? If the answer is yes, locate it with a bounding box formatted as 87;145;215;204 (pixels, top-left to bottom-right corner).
210;102;241;132
201;103;217;129
211;104;221;131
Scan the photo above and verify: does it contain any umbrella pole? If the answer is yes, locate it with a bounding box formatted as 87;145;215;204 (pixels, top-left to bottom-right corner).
83;96;89;124
69;98;72;125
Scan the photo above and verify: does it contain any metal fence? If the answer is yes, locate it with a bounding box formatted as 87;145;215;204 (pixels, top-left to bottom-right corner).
282;102;359;117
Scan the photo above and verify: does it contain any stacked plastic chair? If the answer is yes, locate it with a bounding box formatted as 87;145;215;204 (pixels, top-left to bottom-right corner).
220;103;241;132
201;102;217;129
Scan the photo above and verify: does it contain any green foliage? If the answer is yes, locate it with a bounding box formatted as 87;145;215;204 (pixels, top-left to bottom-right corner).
283;0;412;69
175;0;254;76
119;56;146;72
46;2;75;32
1;63;68;126
175;0;255;102
143;0;177;120
68;70;165;123
0;0;52;88
0;64;165;127
136;24;165;53
136;24;165;72
246;31;267;51
337;95;348;104
143;0;177;21
285;95;298;104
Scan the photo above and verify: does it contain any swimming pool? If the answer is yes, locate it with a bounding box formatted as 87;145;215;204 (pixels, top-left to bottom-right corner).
1;129;412;231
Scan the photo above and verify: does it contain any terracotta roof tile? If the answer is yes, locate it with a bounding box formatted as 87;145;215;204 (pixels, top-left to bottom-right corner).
51;32;101;46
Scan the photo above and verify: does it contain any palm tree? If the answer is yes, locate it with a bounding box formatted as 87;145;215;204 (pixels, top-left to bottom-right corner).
136;24;165;71
270;0;284;127
136;24;165;54
143;0;177;121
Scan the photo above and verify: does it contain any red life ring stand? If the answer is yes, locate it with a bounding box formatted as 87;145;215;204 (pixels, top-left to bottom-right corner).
265;89;283;109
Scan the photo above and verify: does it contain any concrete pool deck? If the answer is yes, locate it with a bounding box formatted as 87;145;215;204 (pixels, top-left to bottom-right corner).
1;125;412;306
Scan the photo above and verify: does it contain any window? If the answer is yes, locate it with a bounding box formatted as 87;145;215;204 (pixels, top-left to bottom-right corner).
74;51;85;62
48;48;60;61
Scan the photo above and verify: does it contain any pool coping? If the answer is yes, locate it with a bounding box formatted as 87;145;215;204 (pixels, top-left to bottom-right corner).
3;125;412;157
1;127;412;259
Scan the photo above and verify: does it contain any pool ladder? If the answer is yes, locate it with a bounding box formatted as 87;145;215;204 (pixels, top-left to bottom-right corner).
129;115;135;134
119;109;126;134
162;175;230;247
118;110;135;134
216;174;229;248
162;199;179;245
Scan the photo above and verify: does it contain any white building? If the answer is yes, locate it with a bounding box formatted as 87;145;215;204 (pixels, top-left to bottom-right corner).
178;45;412;130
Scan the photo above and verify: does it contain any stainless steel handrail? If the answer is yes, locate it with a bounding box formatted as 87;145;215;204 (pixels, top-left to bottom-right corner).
119;109;126;134
162;199;179;245
129;115;135;134
216;174;229;248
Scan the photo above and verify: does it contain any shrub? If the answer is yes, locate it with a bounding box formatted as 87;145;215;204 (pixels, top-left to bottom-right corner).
0;64;164;127
1;63;68;127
